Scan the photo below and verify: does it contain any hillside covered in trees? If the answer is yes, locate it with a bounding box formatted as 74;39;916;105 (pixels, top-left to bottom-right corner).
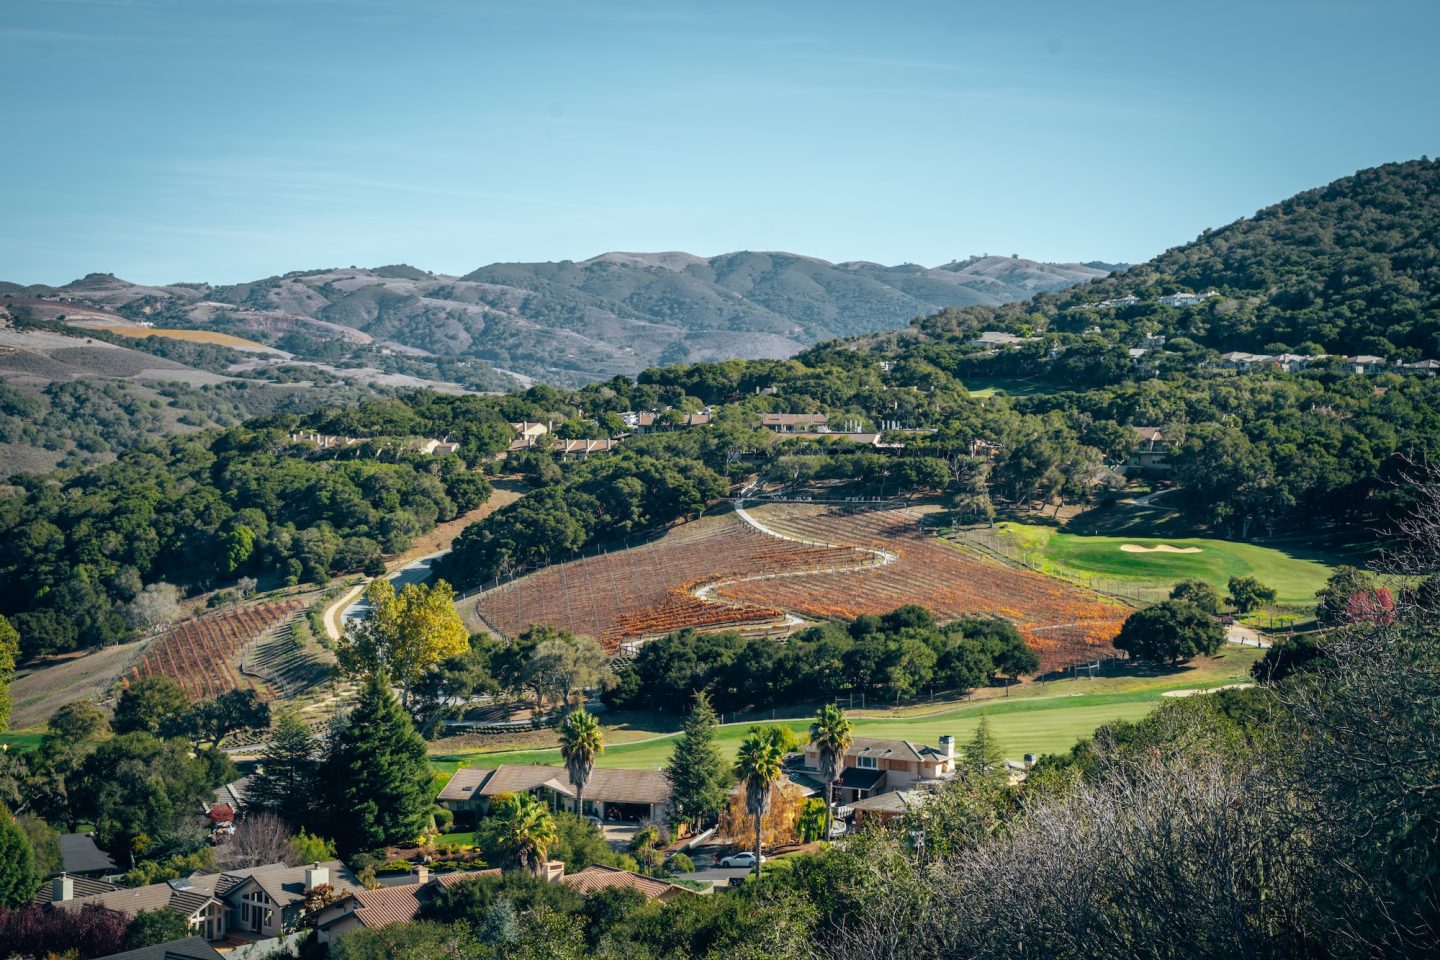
889;157;1440;358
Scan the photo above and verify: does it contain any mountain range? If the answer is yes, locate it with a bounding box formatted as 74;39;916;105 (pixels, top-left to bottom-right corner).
2;253;1118;385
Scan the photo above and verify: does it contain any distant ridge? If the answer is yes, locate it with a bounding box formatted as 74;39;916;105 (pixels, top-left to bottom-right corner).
5;251;1116;385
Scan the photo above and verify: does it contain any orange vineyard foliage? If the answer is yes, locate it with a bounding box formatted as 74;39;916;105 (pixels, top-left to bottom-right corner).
472;505;1126;672
134;597;303;699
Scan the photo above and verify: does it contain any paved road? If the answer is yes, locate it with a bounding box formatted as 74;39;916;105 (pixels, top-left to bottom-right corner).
340;549;450;627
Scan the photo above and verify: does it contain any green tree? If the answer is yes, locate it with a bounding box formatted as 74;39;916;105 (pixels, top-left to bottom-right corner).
331;675;433;854
1114;600;1226;665
1227;575;1277;614
1170;579;1222;614
337;579;471;706
0;615;17;733
247;709;319;824
808;703;852;841
734;727;784;878
17;813;62;877
112;676;190;737
0;806;39;907
558;708;603;819
962;717;1006;782
286;828;338;865
184;688;271;748
664;692;730;831
493;792;559;872
122;908;191;949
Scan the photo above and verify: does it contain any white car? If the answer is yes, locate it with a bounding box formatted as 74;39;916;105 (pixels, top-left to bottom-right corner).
719;851;765;868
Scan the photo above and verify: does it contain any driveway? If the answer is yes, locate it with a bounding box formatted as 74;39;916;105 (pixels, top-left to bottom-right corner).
1226;623;1272;648
673;865;754;889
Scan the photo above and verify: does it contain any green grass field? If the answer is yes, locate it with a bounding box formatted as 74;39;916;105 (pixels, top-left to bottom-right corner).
431;647;1264;775
0;732;43;753
981;522;1351;610
962;376;1060;399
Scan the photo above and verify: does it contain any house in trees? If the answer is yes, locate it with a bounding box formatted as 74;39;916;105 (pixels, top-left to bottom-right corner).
1400;359;1440;376
967;331;1041;348
628;410;713;433
760;412;829;432
507;421;550;451
437;764;672;824
1349;355;1390;375
796;735;958;806
1121;426;1173;476
53;861;361;943
54;833;117;878
315;863;694;946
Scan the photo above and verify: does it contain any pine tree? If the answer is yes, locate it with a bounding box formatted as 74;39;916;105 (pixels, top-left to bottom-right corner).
962;718;1006;783
248;709;320;827
664;692;731;830
0;806;38;908
331;674;432;854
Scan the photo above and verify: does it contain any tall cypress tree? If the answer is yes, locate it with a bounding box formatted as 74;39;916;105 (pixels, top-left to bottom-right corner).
330;674;432;854
664;691;731;830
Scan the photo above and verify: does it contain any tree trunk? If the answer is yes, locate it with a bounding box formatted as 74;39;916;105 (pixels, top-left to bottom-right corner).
754;814;763;878
823;778;835;841
576;785;585;820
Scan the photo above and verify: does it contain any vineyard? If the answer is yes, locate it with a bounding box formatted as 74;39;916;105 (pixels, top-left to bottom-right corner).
720;505;1128;672
134;597;305;699
463;504;1126;672
463;512;874;647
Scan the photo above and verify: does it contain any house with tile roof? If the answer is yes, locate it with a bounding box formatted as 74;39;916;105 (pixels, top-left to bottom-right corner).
797;735;957;805
1121;425;1172;476
760;412;829;432
315;863;693;946
54;861;361;943
54;833;118;877
437;764;672;824
313;867;499;945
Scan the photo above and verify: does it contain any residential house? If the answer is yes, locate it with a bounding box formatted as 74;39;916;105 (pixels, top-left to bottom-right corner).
54;833;117;878
1400;359;1440;376
415;437;462;456
1220;351;1268;372
314;867;498;945
1349;355;1389;375
760;413;829;432
629;410;713;433
1095;295;1140;309
845;788;931;826
507;421;550;452
54;861;361;943
1157;291;1217;307
796;736;957;806
93;937;225;960
967;331;1040;348
1122;426;1172;476
34;874;120;905
315;863;694;946
437;764;672;824
554;438;622;460
779;432;888;449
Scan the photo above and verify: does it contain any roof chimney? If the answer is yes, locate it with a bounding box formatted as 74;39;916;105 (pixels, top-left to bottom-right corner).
305;863;329;890
52;874;74;903
535;860;565;884
939;735;954;759
411;865;429;886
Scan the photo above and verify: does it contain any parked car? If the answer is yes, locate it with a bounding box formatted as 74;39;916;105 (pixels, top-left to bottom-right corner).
719;851;765;868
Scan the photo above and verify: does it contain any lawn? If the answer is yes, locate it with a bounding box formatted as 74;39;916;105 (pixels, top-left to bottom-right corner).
961;376;1060;399
978;522;1353;611
430;647;1263;775
0;732;44;753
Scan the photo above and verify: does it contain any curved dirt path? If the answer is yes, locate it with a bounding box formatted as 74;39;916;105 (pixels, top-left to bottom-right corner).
682;502;899;627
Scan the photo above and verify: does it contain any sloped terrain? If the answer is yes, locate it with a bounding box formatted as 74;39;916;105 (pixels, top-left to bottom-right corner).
4;252;1112;385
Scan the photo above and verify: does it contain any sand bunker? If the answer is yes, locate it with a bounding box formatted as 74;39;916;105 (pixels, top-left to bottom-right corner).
1162;683;1253;698
1120;543;1202;554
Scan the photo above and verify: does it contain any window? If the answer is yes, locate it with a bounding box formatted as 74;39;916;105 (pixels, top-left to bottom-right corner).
856;756;877;769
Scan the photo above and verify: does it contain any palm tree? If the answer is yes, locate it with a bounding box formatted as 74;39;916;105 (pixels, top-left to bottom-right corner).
496;793;558;873
809;703;852;840
558;708;604;820
733;728;784;878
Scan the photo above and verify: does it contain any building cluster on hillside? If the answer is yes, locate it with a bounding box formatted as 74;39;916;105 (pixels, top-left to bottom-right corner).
1219;352;1440;375
286;432;461;455
1068;290;1220;311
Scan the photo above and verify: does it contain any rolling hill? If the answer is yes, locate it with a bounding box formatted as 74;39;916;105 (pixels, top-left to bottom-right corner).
2;252;1115;386
893;158;1440;358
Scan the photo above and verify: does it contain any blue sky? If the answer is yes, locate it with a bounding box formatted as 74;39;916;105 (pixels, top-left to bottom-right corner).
3;0;1437;285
